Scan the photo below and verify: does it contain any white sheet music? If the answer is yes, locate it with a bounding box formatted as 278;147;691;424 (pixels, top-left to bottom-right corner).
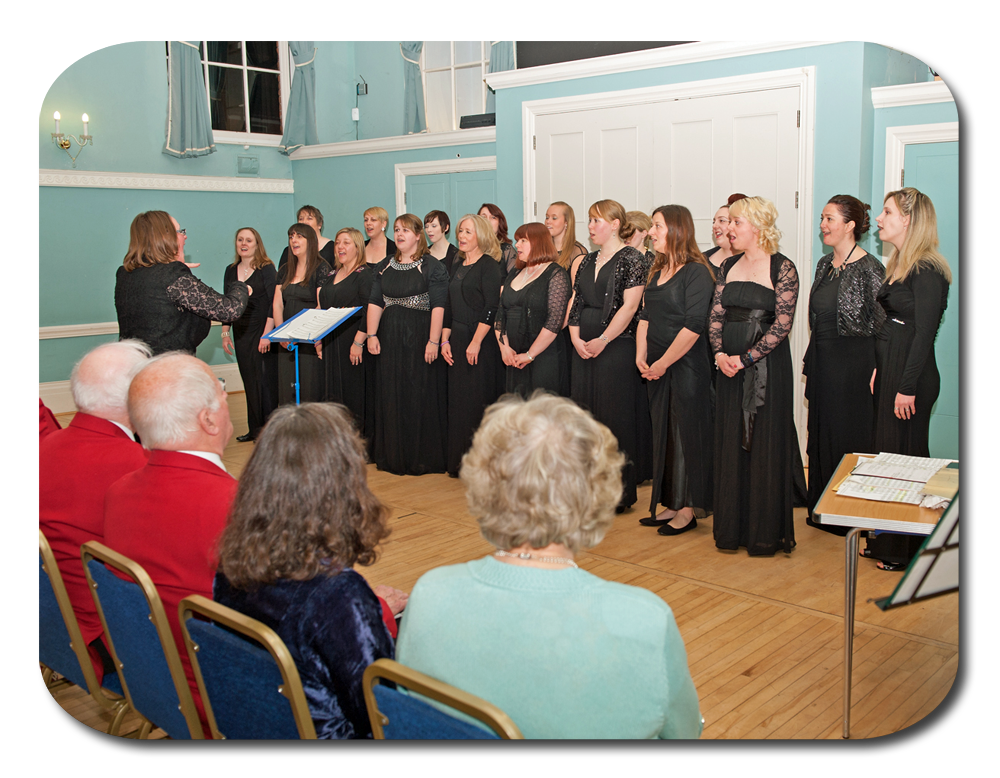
837;475;925;505
271;308;358;342
851;452;953;483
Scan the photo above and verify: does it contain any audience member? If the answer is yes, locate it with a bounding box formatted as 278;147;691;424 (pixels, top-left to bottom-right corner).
39;398;61;440
103;353;237;733
397;393;703;739
39;340;151;682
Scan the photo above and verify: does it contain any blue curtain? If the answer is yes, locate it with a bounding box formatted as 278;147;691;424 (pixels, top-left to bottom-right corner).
400;42;426;135
486;41;515;114
163;41;216;158
278;42;318;155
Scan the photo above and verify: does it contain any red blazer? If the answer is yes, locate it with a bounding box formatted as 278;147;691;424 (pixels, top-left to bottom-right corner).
39;413;147;680
39;399;61;441
104;449;237;735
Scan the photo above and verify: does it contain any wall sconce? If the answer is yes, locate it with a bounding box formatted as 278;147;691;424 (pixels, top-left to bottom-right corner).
51;111;93;167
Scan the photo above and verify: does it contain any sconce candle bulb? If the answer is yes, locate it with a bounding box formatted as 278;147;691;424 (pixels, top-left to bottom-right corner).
53;111;61;133
82;113;89;135
51;110;93;168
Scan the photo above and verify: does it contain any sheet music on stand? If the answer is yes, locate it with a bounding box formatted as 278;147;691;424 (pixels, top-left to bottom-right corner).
265;307;361;344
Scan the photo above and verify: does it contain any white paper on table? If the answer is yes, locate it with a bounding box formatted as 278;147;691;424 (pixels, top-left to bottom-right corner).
275;308;357;342
836;475;924;504
852;452;953;483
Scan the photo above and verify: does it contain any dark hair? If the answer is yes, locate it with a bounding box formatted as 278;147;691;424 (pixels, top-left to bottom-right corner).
727;193;748;207
513;222;558;268
216;403;390;588
478;203;510;243
826;195;871;241
393;213;430;261
424;210;451;235
297;205;324;232
283;223;321;289
123;211;178;271
649;205;714;283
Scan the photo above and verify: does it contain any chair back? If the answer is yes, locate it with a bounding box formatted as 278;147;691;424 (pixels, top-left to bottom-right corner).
39;530;128;730
81;541;203;739
363;658;522;740
179;595;316;739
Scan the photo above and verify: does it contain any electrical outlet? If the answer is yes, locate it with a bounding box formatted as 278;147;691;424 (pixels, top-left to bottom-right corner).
352;107;360;122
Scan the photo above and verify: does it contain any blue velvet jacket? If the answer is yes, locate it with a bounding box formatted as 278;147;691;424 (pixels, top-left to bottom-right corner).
214;569;394;739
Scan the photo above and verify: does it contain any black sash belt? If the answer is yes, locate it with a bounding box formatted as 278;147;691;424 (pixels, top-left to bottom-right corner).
726;307;775;452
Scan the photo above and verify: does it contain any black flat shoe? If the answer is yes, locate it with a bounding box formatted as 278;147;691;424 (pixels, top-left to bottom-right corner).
236;433;255;443
658;517;697;536
639;515;674;527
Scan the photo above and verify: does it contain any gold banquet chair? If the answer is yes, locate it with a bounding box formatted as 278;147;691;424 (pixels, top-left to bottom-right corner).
39;529;130;735
179;595;316;739
81;541;204;739
363;658;522;740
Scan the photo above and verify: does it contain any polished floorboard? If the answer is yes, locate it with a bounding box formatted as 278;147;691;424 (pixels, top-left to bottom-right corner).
45;393;959;740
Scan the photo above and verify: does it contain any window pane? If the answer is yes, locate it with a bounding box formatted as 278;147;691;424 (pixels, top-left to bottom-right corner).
206;41;242;66
246;41;279;70
424;41;451;70
208;65;246;132
425;69;453;133
454;41;480;66
248;71;282;134
456;65;484;120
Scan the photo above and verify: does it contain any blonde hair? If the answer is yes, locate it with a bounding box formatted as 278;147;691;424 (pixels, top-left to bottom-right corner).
364;206;388;226
627;210;652;252
549;201;582;270
231;227;274;271
461;393;624;554
457;215;502;262
883;188;952;284
588;199;636;243
728;196;781;255
333;227;365;273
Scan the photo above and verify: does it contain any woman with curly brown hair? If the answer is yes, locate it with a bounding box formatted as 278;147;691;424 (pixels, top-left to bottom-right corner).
214;402;405;739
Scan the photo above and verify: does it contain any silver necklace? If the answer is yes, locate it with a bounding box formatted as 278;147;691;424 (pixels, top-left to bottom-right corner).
829;244;857;279
494;549;578;568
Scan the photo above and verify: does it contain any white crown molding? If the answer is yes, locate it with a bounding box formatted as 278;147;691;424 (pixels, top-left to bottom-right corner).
394;156;497;216
871;81;954;109
40;362;244;414
488;41;829;90
39;169;294;194
289;127;496;160
39;320;232;340
884;122;959;193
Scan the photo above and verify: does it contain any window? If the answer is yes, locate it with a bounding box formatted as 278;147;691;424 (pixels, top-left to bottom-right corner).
421;42;492;133
166;42;291;145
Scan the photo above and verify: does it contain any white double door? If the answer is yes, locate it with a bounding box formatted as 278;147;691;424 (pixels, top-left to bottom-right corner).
532;84;807;455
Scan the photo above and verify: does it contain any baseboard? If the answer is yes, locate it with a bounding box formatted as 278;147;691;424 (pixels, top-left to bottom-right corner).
40;362;245;414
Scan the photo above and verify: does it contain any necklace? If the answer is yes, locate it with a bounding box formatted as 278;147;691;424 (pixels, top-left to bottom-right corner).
237;263;253;282
828;244;857;279
494;549;578;568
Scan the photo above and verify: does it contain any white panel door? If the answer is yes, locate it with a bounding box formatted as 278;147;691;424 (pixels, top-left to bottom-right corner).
532;85;808;456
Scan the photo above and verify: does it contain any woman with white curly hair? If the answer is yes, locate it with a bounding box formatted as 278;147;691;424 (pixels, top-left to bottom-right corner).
396;392;702;739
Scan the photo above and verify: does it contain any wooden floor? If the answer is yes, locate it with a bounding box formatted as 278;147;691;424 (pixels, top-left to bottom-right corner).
46;394;959;740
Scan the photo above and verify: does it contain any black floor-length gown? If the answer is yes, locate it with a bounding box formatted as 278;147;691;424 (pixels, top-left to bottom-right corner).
318;265;373;435
873;268;949;456
569;247;648;510
224;262;278;438
276;262;332;406
710;254;802;555
496;263;571;397
803;252;884;534
642;262;715;518
444;256;504;476
371;256;449;475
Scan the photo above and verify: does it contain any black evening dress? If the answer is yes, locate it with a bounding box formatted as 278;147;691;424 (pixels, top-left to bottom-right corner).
318;265;373;434
873;268;949;456
433;243;460;274
444;256;504;476
569;247;649;510
224;263;278;438
496;263;571;397
276;261;333;406
641;262;715;519
278;241;336;275
710;253;802;555
370;256;449;475
803;252;885;534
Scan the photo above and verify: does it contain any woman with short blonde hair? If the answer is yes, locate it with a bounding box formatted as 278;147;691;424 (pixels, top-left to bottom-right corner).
363;205;396;265
396;392;703;740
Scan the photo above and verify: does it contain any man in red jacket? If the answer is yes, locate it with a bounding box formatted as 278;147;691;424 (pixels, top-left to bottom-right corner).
39;340;152;682
103;353;237;735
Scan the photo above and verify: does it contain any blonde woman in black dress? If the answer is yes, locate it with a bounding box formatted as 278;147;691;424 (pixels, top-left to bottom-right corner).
636;206;715;536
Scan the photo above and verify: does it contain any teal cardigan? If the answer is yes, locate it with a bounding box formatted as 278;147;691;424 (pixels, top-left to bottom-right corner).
396;556;703;739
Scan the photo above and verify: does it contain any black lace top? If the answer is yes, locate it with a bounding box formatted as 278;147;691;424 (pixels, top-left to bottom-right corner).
568;246;647;337
709;253;799;367
495;263;572;342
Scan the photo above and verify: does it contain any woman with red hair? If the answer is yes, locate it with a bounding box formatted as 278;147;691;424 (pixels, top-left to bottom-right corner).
495;222;572;397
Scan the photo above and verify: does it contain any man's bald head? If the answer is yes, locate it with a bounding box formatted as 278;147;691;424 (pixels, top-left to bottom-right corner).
70;340;152;426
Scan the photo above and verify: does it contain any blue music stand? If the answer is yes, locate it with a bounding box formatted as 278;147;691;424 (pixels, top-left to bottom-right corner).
265;307;361;404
